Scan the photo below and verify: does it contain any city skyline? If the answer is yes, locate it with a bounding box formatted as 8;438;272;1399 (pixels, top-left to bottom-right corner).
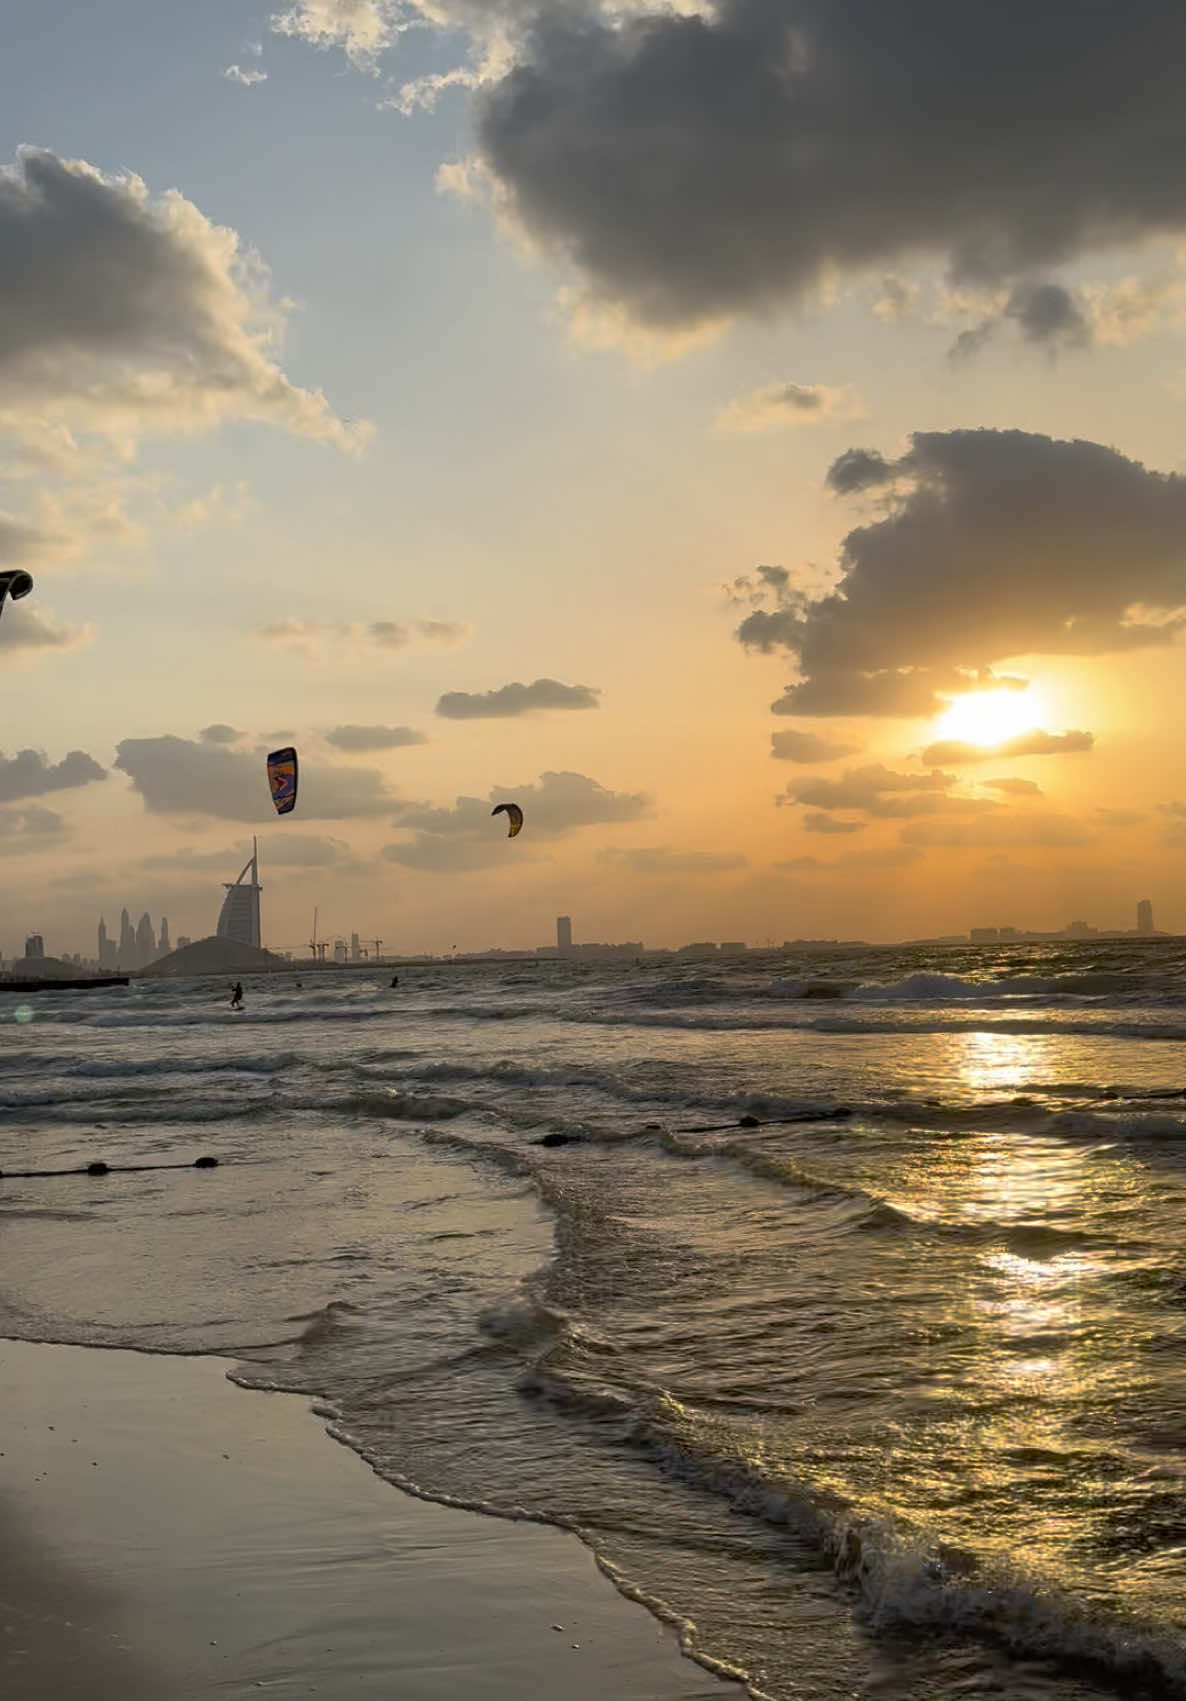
12;892;1174;973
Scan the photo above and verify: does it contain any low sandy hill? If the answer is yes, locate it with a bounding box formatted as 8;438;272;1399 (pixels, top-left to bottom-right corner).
139;937;288;979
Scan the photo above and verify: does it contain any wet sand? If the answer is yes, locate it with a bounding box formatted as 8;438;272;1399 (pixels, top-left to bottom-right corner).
0;1338;732;1700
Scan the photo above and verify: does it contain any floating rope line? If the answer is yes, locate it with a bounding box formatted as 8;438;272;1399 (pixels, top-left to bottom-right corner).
0;1156;220;1180
534;1109;852;1146
663;1108;852;1135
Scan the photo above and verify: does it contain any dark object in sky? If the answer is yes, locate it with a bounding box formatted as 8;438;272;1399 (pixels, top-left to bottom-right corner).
0;570;33;622
267;746;298;815
491;802;524;837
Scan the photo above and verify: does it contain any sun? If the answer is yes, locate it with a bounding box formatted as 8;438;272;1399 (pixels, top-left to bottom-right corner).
932;688;1047;748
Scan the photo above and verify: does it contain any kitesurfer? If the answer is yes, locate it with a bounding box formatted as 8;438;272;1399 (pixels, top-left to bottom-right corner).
229;981;244;1009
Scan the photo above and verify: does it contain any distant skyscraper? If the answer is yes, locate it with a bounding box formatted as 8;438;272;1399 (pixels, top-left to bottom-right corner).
98;916;109;964
1137;898;1154;934
119;907;135;966
350;931;361;962
217;839;262;948
556;915;573;955
159;916;171;956
24;933;44;959
135;912;156;966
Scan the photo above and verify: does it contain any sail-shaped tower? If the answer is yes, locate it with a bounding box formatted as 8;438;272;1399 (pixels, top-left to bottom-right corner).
216;839;262;948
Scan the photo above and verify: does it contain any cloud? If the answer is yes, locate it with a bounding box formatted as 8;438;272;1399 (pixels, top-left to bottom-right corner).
0;748;105;804
901;813;1092;848
140;834;352;871
385;768;650;871
271;0;403;66
381;835;521;873
770;728;859;764
769;668;991;720
717;382;866;434
326;724;427;751
981;777;1043;797
435;678;601;718
871;276;918;322
946;269;1186;359
1158;801;1186;846
200;724;241;745
951;280;1091;360
598;845;747;874
739;430;1186;715
459;0;1186;336
224;64;268;85
1095;807;1146;827
921;730;1095;765
0;147;360;449
0;804;67;854
0;602;92;656
256;618;470;658
784;763;955;812
803;812;864;835
113;735;398;820
778;846;921;872
258;833;352;867
0;508;66;565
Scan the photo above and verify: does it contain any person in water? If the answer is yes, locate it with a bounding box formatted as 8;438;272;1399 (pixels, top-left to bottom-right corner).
390;974;399;988
230;981;244;1009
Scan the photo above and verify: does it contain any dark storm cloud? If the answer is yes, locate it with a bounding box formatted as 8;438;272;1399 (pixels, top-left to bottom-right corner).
113;735;397;820
770;728;859;764
921;730;1095;765
435;678;601;718
471;0;1186;330
0;747;105;803
740;430;1186;716
326;724;427;751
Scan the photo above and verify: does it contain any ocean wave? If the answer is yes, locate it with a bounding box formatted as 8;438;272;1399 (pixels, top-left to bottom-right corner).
516;1361;1186;1696
584;1009;1186;1039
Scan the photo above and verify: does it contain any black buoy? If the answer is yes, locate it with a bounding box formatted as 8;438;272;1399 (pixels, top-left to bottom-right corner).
193;1155;219;1168
738;1114;761;1128
86;1161;110;1176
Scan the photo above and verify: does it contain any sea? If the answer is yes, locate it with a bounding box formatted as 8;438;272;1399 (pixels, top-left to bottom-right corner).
2;939;1186;1701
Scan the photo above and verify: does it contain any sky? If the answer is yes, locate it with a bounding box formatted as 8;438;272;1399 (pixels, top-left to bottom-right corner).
3;0;1186;958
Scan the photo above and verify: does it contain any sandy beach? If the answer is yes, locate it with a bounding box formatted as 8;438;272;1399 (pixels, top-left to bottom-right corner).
0;1338;732;1701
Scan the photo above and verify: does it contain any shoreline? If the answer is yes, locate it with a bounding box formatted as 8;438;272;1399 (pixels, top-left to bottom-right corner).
1;1337;735;1701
